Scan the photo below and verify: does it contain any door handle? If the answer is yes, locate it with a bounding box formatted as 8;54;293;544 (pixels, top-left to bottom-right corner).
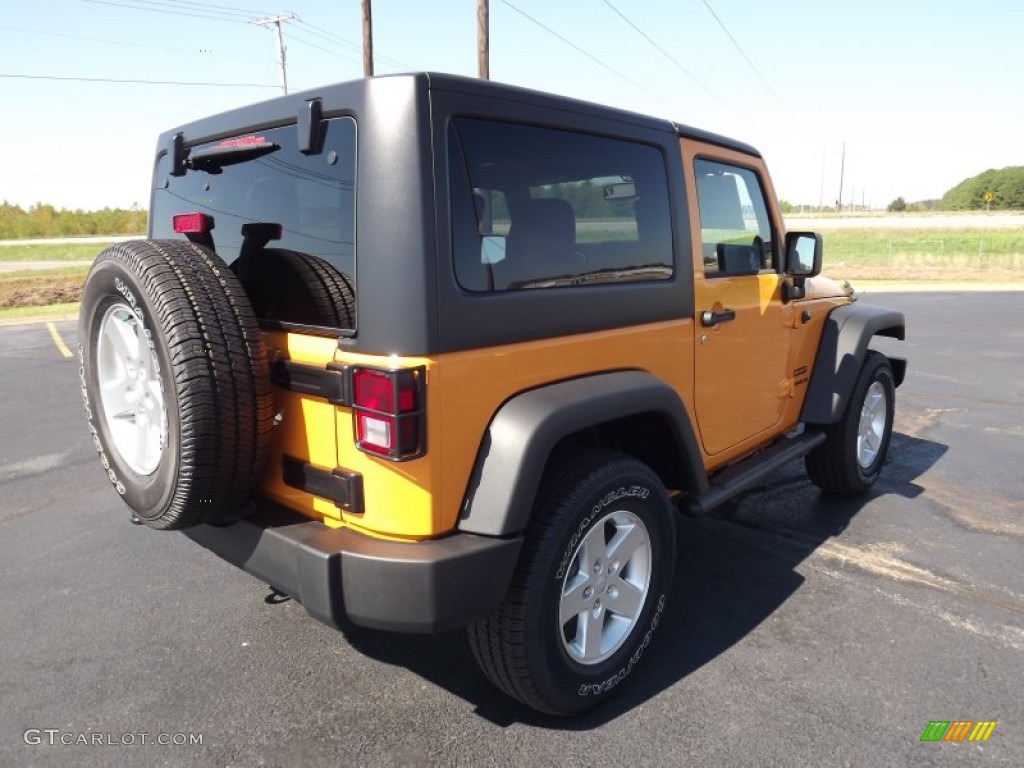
701;308;736;327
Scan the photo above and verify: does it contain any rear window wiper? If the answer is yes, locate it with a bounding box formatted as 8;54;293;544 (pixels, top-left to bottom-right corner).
187;141;280;173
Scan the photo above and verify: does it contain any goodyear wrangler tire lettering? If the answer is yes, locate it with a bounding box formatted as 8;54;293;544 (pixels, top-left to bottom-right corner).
555;485;650;580
578;594;665;696
78;239;274;529
467;451;676;716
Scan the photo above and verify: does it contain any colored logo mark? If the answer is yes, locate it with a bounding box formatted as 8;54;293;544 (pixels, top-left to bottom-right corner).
920;720;997;742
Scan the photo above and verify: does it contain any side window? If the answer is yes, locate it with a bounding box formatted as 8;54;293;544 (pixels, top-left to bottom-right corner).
694;158;775;277
449;118;673;292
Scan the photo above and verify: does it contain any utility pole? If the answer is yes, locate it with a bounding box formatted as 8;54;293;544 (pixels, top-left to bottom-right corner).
837;141;846;212
478;0;489;79
361;0;374;77
254;13;296;94
818;143;826;212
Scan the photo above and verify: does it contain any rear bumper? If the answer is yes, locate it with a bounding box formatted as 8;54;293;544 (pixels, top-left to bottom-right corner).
184;502;522;633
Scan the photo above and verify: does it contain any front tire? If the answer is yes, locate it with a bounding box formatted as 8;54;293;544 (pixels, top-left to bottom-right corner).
806;351;896;496
468;451;676;715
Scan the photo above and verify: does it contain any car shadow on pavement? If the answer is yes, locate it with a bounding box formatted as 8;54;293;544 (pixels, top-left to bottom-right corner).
337;430;947;729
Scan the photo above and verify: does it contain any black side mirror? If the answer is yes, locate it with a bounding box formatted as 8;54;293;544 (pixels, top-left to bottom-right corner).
782;232;822;302
785;231;823;277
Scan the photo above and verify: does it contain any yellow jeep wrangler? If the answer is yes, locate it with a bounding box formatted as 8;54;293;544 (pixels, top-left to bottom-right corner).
78;73;906;715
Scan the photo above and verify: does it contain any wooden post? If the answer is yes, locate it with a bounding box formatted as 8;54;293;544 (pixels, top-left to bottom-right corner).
478;0;489;79
361;0;374;77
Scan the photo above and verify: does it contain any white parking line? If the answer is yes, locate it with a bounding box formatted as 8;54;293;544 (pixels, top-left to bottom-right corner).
46;322;72;358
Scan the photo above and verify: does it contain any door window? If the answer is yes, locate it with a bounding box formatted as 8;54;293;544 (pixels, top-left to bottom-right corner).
694;158;775;277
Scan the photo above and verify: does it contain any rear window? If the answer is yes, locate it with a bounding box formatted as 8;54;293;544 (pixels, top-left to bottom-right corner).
151;117;357;331
448;118;673;292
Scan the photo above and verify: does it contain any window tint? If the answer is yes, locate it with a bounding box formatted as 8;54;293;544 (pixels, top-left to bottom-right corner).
694;158;775;277
449;118;673;292
151;117;356;330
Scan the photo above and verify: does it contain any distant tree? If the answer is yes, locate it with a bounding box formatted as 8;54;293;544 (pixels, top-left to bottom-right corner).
0;203;147;239
777;199;794;214
942;166;1024;210
887;196;907;212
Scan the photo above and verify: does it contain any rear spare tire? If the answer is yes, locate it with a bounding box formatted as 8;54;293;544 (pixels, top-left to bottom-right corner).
78;239;274;529
231;247;355;329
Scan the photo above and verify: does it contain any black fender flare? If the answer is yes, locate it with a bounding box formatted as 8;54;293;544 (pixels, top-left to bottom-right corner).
801;303;906;424
457;371;707;537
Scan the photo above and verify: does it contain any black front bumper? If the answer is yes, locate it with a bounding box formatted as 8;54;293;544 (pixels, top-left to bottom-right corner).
184;503;522;633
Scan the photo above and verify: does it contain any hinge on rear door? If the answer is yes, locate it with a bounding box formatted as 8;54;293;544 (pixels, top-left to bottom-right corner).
270;360;352;406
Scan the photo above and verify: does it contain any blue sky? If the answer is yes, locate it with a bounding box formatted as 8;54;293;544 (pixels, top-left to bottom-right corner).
2;0;1022;211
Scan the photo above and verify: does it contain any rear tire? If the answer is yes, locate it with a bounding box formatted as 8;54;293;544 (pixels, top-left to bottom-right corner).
78;239;274;529
468;451;675;715
806;351;895;496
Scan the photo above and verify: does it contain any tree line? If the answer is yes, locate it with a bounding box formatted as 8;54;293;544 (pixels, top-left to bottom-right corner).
0;202;147;239
941;166;1024;210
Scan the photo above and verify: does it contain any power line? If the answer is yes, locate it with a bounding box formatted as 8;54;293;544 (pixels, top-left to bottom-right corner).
118;0;258;19
81;0;253;23
0;73;272;87
292;19;414;71
500;0;673;110
0;25;266;62
698;0;792;117
600;0;735;114
135;0;273;17
286;31;362;67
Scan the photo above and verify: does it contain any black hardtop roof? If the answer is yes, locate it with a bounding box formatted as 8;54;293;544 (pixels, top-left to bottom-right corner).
423;72;760;156
156;71;759;158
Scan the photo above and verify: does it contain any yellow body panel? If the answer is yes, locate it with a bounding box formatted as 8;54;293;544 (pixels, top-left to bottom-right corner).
257;332;343;522
680;138;849;470
258;322;695;539
257;144;851;541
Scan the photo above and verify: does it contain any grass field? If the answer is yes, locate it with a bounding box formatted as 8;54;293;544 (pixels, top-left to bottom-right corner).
0;242;109;262
0;242;107;312
0;302;80;321
1;226;1021;314
819;228;1023;282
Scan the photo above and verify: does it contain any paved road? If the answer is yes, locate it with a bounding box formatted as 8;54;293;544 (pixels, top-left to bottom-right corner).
0;260;92;273
1;293;1021;767
0;236;143;247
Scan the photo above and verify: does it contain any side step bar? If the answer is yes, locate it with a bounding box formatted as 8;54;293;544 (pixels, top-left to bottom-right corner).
683;430;827;516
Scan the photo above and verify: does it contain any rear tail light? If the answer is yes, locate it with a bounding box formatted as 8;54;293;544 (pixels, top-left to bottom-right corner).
352;366;425;460
172;212;211;234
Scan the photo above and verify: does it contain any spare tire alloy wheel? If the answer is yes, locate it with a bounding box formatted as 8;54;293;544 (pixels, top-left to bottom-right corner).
79;239;274;530
96;302;167;476
469;452;676;715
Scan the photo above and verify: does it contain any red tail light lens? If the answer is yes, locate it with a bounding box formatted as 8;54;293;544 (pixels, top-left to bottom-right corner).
352;367;425;460
172;212;210;234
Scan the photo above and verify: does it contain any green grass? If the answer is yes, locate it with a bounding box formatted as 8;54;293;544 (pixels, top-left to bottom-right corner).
1;265;90;280
0;242;112;262
0;302;80;320
819;228;1024;271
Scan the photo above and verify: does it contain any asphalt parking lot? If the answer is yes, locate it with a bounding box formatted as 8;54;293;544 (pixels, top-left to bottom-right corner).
1;291;1021;767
